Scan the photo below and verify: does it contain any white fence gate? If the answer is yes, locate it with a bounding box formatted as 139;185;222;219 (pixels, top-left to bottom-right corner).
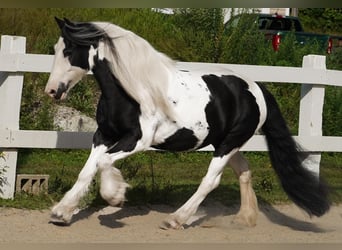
1;35;342;199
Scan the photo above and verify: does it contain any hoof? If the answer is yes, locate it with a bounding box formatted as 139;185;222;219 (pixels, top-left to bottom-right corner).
232;213;257;227
100;179;130;208
49;214;71;226
159;215;184;230
49;206;78;226
106;197;126;208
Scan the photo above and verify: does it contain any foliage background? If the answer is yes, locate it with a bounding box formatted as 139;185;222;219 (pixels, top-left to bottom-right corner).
0;8;340;134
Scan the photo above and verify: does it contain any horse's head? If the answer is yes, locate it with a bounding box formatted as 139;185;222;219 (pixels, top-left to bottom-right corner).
45;17;102;100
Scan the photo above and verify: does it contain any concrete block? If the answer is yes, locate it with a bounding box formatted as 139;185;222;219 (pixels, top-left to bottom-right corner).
16;174;49;195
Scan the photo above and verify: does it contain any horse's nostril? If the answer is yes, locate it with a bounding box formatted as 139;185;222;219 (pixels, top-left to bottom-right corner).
49;89;56;95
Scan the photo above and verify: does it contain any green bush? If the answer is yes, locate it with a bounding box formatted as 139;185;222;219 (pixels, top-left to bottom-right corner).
325;47;342;136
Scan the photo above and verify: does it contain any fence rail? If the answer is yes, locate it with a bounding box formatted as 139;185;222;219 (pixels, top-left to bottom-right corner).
0;130;341;152
1;35;342;199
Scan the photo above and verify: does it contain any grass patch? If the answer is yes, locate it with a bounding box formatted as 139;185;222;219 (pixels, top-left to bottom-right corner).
0;150;341;209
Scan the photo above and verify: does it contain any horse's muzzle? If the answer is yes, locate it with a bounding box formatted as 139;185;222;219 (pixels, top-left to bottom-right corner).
46;82;69;100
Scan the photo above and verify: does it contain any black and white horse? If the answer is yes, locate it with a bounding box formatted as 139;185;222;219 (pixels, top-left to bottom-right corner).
45;17;330;229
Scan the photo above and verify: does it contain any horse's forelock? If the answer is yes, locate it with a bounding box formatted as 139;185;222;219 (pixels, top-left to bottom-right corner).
62;21;106;47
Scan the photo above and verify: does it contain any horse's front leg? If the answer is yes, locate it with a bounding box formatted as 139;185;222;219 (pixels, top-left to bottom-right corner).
96;117;158;208
50;144;108;224
98;162;129;207
50;143;138;225
97;139;153;207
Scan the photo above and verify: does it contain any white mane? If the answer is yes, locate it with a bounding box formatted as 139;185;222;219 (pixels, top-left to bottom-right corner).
93;22;176;120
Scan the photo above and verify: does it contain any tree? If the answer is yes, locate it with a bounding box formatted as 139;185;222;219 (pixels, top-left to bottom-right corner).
173;8;225;62
299;8;342;34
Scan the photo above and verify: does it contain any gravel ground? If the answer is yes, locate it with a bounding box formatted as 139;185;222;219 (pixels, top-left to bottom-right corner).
1;202;342;243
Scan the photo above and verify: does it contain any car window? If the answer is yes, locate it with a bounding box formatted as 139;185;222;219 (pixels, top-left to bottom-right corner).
258;16;303;32
225;14;304;33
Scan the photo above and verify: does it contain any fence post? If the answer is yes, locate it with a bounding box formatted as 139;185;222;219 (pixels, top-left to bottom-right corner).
298;55;326;176
0;35;26;198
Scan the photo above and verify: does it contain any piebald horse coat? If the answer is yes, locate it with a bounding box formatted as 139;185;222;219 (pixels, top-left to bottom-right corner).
45;18;330;229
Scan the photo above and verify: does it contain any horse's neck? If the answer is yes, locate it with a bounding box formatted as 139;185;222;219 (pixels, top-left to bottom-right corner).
91;58;132;102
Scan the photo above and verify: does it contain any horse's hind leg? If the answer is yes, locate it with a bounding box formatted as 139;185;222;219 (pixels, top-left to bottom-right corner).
229;152;258;227
160;150;237;230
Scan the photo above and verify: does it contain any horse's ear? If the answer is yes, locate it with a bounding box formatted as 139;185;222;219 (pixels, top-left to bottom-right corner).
63;18;76;27
55;17;65;30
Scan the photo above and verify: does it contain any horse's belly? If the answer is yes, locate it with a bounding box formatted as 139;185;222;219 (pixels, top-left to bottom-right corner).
152;107;210;151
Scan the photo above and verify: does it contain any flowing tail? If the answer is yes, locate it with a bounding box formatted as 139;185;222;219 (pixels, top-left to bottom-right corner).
259;83;330;217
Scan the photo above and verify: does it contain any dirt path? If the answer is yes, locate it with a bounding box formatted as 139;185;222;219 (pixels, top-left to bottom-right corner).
1;202;342;243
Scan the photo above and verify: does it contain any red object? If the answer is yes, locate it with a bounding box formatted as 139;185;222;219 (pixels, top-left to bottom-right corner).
327;37;332;54
272;34;281;51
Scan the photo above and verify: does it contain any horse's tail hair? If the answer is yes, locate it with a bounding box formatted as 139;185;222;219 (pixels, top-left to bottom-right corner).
259;83;330;217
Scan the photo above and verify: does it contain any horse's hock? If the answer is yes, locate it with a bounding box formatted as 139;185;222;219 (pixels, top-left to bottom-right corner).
15;174;49;195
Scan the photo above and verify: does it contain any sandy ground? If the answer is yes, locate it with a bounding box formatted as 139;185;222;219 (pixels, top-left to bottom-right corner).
0;202;342;243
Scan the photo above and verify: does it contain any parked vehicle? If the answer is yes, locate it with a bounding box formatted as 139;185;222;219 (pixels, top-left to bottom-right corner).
225;13;337;54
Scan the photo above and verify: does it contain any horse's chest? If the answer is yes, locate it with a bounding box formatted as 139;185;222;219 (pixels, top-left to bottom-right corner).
96;96;141;136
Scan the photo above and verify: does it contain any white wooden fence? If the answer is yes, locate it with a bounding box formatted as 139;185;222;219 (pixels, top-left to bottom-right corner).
1;35;342;199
